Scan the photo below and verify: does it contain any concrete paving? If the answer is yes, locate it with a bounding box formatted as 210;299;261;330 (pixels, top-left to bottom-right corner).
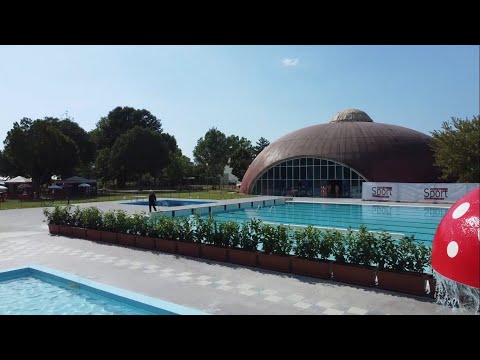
0;198;471;315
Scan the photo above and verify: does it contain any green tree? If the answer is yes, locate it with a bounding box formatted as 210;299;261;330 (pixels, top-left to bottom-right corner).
3;118;79;192
163;149;193;187
94;148;117;188
94;106;162;150
193;128;229;187
229;141;255;181
254;137;270;156
110;126;169;187
431;116;480;182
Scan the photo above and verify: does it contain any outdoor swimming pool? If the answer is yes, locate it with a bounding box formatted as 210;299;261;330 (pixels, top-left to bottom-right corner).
0;266;208;315
125;199;215;207
202;202;448;245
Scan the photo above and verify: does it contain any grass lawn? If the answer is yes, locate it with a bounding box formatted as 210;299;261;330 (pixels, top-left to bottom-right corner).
0;190;253;210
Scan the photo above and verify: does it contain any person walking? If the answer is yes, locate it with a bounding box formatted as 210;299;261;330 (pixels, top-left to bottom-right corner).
148;190;157;213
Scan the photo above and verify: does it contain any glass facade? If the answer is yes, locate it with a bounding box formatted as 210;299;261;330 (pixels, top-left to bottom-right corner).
251;157;367;198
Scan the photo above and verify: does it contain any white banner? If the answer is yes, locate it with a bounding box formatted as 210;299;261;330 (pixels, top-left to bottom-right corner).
362;182;479;203
362;182;399;201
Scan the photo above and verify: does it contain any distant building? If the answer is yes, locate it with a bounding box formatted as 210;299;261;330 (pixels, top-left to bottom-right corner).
240;109;440;198
222;165;239;185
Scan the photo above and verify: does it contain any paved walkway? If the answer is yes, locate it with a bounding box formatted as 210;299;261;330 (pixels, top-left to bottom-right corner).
0;201;470;315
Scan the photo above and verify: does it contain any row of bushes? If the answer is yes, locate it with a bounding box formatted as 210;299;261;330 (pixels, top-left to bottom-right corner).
44;205;431;273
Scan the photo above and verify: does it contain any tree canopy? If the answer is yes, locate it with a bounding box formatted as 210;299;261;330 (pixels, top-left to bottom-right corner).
94;106;162;150
227;136;255;180
431;116;480;182
110;126;170;187
254;137;270;156
193;128;229;182
2;117;81;188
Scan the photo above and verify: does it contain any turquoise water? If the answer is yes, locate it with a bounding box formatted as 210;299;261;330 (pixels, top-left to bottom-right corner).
0;276;156;315
205;202;448;246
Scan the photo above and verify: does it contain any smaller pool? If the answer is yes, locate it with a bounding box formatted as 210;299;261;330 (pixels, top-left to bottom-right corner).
0;266;208;315
125;199;215;207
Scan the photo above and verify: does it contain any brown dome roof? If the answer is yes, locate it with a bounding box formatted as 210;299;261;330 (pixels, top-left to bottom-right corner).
240;110;440;194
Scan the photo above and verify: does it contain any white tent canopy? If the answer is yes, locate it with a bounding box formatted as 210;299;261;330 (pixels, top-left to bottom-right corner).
78;183;91;188
0;185;7;192
5;176;32;183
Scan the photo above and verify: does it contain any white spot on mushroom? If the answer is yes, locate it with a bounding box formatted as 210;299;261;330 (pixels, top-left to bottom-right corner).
447;241;459;258
452;202;470;219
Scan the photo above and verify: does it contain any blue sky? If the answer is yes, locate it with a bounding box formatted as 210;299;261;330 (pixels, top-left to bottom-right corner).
0;45;478;159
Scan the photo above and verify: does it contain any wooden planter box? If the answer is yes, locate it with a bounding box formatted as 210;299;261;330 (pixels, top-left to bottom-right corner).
201;244;228;262
101;231;117;244
48;224;60;235
376;269;429;297
332;263;376;288
155;238;177;254
176;241;201;258
291;257;332;280
58;225;73;237
135;236;155;250
257;253;291;273
117;233;135;247
72;227;86;239
86;229;102;242
228;248;258;267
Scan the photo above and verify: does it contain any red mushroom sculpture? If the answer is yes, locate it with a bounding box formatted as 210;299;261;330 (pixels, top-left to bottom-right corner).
432;187;480;289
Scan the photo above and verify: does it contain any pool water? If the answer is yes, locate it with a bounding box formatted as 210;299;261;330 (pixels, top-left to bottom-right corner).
126;199;215;207
205;202;449;246
0;266;208;315
0;276;155;315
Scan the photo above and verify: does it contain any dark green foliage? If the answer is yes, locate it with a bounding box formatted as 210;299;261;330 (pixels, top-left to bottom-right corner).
431;116;480;182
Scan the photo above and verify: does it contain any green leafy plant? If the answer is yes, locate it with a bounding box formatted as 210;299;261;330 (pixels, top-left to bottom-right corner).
217;221;240;248
374;231;396;270
328;229;347;263
102;210;117;232
70;206;85;228
294;226;320;259
114;210;131;234
274;224;293;256
81;207;103;230
195;215;215;244
347;225;377;266
179;217;194;243
130;212;147;236
392;235;417;272
43;206;65;225
239;219;262;251
260;224;276;254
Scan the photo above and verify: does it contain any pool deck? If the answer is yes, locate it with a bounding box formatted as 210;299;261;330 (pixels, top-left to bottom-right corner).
0;197;472;315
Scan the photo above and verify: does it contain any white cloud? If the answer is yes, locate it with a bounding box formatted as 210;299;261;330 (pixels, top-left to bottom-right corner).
281;58;299;67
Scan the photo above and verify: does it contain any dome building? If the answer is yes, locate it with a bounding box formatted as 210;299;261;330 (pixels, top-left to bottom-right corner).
240;109;440;198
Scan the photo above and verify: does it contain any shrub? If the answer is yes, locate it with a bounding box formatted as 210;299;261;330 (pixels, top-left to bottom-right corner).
328;229;347;263
43;206;65;225
261;224;276;254
81;207;103;230
347;225;377;266
130;212;147;236
239;219;262;251
294;226;320;259
274;224;293;256
115;210;130;234
102;210;118;232
70;206;85;228
372;231;394;270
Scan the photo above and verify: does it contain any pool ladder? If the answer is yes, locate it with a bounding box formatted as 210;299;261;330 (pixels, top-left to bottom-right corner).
269;205;275;212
